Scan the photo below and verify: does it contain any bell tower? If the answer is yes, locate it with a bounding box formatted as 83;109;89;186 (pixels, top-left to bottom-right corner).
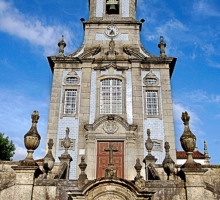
46;0;177;180
89;0;137;21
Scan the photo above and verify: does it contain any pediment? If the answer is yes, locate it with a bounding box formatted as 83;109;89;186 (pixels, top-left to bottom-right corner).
84;115;137;132
93;63;129;70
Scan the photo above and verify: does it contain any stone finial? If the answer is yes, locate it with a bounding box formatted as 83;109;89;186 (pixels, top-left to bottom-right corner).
58;128;72;179
22;110;41;166
61;127;71;157
78;157;88;188
143;129;157;163
43;139;55;179
204;140;210;165
180;112;201;168
158;36;166;58
134;158;142;179
145;129;153;156
204;140;209;157
57;35;66;56
143;129;157;180
162;142;175;180
134;158;145;189
79;157;87;174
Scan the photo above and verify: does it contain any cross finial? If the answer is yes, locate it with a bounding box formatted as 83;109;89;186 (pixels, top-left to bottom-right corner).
104;143;118;166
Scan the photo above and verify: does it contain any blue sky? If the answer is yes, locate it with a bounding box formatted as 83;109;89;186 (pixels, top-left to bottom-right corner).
0;0;220;164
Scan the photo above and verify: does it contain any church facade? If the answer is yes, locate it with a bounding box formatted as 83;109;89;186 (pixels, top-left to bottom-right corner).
1;1;220;200
46;0;176;180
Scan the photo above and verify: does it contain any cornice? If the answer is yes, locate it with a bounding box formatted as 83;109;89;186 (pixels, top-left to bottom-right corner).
83;21;142;25
47;56;82;72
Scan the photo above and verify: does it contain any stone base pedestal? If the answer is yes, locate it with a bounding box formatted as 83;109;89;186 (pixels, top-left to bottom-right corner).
143;155;157;180
59;154;72;179
182;168;208;200
11;166;38;200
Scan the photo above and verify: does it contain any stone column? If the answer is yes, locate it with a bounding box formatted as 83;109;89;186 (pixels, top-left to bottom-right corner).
11;166;38;200
182;169;207;200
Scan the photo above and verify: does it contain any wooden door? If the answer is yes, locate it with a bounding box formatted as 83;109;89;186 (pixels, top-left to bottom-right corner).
97;141;124;178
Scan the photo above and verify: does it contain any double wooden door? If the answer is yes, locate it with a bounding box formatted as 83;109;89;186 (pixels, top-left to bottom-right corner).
97;141;124;178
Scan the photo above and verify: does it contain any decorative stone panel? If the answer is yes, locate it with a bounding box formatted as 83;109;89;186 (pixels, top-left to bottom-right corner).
96;33;128;41
126;70;133;124
96;0;103;17
122;0;130;17
89;71;97;124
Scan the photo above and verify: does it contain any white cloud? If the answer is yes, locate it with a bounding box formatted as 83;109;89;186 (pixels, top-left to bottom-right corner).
0;0;74;55
193;0;220;17
180;90;220;104
173;103;202;131
0;88;48;160
207;59;220;69
12;145;27;161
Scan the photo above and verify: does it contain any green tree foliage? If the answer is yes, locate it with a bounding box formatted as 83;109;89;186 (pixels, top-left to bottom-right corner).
0;133;16;160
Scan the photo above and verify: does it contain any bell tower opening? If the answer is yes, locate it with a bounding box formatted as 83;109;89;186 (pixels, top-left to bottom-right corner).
106;0;119;15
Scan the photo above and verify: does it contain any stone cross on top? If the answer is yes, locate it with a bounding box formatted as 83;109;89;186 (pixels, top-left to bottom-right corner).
105;143;118;167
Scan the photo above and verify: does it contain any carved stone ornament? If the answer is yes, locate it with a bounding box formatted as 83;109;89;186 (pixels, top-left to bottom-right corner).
145;129;153;155
162;141;175;180
43;139;55;179
61;127;71;157
22;110;41;166
78;157;88;188
134;158;145;189
143;129;157;166
57;35;66;56
135;178;146;190
158;36;166;58
134;158;142;178
180;111;201;168
103;120;118;134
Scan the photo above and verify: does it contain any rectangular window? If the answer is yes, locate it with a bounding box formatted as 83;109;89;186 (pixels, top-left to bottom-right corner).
64;90;77;114
146;90;159;115
100;79;122;114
